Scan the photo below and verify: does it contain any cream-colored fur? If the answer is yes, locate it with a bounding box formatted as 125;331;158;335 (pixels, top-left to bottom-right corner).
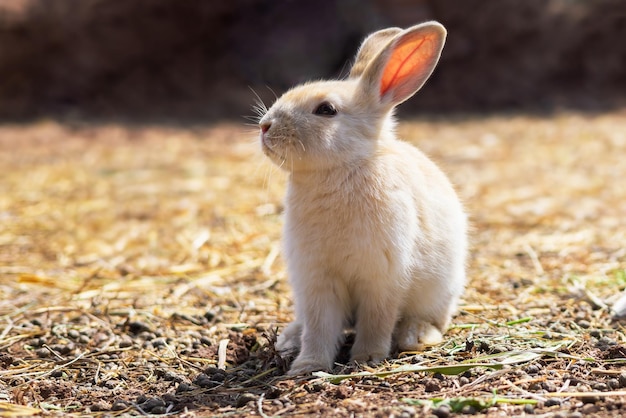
259;22;467;375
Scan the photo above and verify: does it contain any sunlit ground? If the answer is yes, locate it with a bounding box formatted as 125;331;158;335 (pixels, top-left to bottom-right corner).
0;111;625;416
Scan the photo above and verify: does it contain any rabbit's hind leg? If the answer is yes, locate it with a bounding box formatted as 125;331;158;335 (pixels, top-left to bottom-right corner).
394;316;443;351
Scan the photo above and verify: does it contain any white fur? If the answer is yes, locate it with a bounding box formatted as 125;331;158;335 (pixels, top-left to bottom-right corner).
259;21;467;375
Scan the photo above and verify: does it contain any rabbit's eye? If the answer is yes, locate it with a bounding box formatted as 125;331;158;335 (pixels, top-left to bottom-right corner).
313;102;337;117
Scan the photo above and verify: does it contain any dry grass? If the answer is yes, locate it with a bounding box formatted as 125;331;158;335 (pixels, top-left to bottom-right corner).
0;111;625;416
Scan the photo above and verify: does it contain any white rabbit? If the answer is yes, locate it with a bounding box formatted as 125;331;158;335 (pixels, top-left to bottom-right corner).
258;21;467;375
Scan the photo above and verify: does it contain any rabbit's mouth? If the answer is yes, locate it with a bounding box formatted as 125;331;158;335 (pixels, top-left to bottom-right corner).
262;137;285;162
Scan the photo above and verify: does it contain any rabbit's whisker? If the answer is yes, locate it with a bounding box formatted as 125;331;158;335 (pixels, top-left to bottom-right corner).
266;85;279;101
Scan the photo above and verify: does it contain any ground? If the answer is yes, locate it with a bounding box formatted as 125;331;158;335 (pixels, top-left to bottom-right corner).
0;112;625;417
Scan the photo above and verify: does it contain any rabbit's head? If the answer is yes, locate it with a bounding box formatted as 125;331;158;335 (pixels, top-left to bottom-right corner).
259;22;446;172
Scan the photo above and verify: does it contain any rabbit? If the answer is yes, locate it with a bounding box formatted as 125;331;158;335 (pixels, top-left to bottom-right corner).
258;21;467;376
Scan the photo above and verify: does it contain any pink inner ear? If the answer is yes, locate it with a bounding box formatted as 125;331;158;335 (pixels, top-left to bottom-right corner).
380;34;435;99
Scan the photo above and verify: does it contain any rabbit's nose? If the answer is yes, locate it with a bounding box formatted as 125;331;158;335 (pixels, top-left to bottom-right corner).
260;121;272;133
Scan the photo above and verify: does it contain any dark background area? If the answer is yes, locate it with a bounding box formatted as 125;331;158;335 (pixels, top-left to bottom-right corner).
0;0;625;122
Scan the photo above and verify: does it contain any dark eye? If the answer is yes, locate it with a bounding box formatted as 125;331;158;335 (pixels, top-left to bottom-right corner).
313;102;337;117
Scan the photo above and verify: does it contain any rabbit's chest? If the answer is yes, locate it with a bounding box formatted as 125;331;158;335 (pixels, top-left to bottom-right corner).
285;181;417;279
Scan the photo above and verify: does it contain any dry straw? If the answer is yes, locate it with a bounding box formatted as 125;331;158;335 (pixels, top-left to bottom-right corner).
0;113;625;416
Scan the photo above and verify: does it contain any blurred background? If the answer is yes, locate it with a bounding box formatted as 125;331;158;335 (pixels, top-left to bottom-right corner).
0;0;625;122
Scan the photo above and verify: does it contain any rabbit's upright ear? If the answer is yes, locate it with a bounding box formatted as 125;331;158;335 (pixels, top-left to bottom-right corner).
357;22;446;108
349;27;402;79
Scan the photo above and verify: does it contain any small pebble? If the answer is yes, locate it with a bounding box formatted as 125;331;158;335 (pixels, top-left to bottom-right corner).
212;371;227;382
128;321;153;335
605;398;618;410
90;402;111;411
93;332;112;346
103;380;119;389
526;364;541;375
458;376;470;385
491;344;508;353
581;395;600;404
162;393;177;403
592;382;608;391
424;379;440;392
194;373;220;388
200;336;212;346
28;338;45;348
152;338;167;348
111;400;128;411
265;386;282;399
523;404;534;414
607;378;620;389
163;371;183;382
118;338;133;349
139;397;165;412
432;405;450;418
581;403;598;414
618;372;626;388
461;405;476;414
68;329;80;339
50;369;64;378
305;382;323;393
400;406;416;418
544;398;561;407
568;412;583;418
151;406;167;415
235;393;256;408
35;348;50;358
596;336;616;348
205;367;227;381
589;329;602;338
577;320;590;329
176;383;191;393
576;383;592;392
332;385;351;399
138;331;156;340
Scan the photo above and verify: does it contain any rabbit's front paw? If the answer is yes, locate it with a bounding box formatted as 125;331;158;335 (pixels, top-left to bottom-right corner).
350;350;387;366
276;322;302;356
287;355;331;376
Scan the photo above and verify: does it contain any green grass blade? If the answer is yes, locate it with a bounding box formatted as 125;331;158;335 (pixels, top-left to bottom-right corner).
313;362;502;383
505;316;533;326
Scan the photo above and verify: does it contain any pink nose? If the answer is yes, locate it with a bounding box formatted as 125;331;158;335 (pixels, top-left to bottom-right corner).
260;121;271;133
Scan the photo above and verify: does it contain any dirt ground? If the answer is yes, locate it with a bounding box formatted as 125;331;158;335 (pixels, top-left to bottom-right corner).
0;112;625;417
